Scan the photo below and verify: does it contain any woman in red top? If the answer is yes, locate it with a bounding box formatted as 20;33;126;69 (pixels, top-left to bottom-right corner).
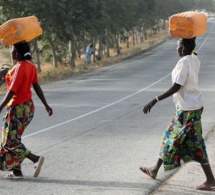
0;41;53;178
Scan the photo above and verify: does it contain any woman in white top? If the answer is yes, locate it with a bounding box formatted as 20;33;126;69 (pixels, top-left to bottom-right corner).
140;38;215;191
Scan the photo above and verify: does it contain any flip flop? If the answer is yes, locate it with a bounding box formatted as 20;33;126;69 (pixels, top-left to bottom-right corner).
139;167;156;179
4;172;24;179
196;184;215;191
34;156;45;178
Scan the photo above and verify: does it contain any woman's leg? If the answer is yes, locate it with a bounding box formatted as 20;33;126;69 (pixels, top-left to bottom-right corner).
11;165;23;177
26;152;40;163
140;158;163;179
197;164;215;190
26;152;45;177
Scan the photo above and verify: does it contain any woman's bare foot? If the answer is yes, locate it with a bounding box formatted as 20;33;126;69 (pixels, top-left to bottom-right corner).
139;166;157;179
197;180;215;191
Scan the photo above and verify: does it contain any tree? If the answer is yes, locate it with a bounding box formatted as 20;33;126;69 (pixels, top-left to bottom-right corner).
0;0;213;70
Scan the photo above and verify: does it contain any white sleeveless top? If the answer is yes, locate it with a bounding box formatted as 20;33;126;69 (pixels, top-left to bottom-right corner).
172;54;203;111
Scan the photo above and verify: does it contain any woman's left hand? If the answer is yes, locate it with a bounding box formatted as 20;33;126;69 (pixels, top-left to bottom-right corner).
143;99;157;114
46;106;53;116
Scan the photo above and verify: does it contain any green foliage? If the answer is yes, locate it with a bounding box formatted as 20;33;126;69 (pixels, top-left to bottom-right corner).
0;0;214;68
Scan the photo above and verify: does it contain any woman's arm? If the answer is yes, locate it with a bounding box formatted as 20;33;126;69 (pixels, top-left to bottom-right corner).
33;83;53;116
0;90;14;112
143;83;181;114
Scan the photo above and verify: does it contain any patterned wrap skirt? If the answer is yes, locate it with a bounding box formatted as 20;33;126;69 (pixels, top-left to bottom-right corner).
159;106;209;171
0;100;34;171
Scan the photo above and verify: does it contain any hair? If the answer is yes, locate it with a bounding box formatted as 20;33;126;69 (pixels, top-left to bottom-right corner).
180;37;196;55
13;41;32;60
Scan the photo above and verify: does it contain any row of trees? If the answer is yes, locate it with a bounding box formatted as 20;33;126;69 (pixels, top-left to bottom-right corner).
0;0;214;71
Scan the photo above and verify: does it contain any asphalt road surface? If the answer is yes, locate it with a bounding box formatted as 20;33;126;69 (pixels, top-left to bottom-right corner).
0;21;215;195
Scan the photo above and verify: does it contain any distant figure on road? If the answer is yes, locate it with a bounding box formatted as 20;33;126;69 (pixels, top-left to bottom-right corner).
84;43;94;70
140;37;215;191
0;41;53;179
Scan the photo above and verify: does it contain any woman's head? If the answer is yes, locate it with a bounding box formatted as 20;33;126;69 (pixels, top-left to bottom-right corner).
12;41;32;61
177;37;196;57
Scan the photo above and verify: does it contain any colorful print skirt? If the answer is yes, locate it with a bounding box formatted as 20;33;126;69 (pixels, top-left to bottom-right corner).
0;100;34;171
159;106;209;171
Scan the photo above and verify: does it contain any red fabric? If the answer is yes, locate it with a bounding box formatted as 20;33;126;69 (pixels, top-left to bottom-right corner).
5;61;38;106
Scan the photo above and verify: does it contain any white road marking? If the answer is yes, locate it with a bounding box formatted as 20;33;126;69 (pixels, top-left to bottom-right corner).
23;73;170;139
23;24;214;139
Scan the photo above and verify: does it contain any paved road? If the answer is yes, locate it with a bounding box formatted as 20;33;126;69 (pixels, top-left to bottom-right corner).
0;21;215;195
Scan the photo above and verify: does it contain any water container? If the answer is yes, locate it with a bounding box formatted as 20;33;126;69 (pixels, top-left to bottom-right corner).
169;11;207;39
0;16;42;46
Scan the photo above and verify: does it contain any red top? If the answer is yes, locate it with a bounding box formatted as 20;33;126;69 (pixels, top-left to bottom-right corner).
5;60;38;106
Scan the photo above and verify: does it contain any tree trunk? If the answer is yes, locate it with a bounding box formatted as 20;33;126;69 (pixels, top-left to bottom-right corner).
82;30;86;55
33;40;41;72
132;30;135;46
140;29;144;43
144;30;147;40
10;46;14;66
69;36;76;68
135;31;138;44
105;29;110;57
91;37;96;63
76;40;81;59
126;31;129;48
48;39;58;68
115;33;120;55
97;34;103;61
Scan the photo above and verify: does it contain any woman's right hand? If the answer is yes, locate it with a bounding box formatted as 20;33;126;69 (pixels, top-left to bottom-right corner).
143;99;157;114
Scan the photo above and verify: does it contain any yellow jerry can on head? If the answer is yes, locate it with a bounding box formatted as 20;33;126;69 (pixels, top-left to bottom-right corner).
0;16;42;46
169;11;207;39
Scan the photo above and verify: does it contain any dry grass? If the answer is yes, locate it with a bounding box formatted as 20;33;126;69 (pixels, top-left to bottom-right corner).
38;65;75;84
0;29;169;94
